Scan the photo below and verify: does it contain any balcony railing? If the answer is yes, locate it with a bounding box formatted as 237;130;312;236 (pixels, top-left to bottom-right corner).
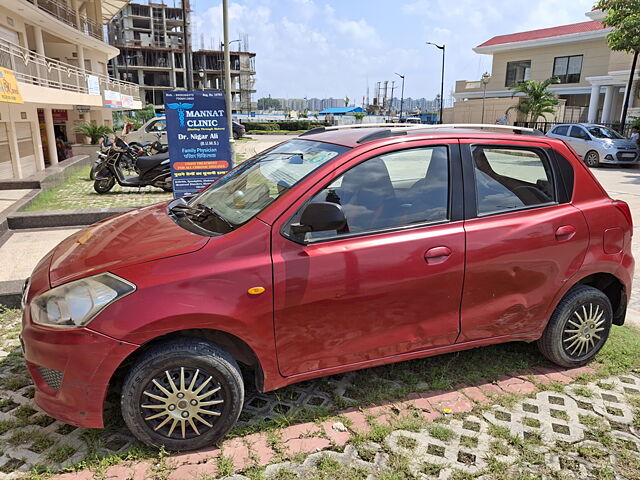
0;39;140;101
26;0;103;41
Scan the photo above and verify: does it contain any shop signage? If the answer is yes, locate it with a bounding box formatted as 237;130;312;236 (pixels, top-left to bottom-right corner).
164;90;231;198
87;75;100;96
104;90;122;108
0;67;23;104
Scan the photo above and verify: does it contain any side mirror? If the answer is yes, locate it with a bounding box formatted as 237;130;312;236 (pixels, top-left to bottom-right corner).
291;202;346;234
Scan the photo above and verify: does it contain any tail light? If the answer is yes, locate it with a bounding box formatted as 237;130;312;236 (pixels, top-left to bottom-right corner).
613;200;633;235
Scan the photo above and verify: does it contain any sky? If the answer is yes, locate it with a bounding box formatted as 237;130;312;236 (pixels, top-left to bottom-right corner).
189;0;597;103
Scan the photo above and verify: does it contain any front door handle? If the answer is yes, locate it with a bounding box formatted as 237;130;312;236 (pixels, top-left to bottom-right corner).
555;225;576;241
424;246;452;264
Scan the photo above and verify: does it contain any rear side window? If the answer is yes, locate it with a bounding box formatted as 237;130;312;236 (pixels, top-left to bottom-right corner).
553;125;569;136
472;146;555;216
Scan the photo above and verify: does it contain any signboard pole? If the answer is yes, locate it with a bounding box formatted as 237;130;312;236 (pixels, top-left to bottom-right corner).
164;90;232;198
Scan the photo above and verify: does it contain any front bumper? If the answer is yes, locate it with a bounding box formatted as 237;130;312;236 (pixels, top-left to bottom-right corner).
21;309;139;428
600;149;639;164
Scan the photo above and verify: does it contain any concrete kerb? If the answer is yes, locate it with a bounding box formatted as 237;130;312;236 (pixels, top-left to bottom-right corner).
7;207;133;230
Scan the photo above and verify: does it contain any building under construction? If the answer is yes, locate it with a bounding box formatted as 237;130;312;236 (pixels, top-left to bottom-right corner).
108;1;256;112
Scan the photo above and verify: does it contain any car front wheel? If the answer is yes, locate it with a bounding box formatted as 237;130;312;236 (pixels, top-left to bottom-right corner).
584;150;600;167
537;285;612;368
121;339;244;451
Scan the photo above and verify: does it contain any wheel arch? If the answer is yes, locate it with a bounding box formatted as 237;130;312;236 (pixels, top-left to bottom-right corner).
575;272;626;326
106;328;266;409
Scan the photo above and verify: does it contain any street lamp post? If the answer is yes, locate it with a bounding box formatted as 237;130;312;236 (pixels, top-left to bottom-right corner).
480;71;491;124
395;73;405;122
426;42;445;124
198;67;205;91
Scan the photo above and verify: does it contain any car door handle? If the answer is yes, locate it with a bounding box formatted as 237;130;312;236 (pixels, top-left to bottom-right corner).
424;246;452;264
555;225;576;241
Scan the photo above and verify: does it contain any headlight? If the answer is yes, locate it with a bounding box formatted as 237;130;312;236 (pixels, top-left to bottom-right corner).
30;273;135;329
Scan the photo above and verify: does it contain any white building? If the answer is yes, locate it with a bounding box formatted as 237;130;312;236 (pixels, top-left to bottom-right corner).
0;0;141;180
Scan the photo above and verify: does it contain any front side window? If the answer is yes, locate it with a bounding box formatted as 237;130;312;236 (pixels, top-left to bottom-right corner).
553;55;583;84
192;139;348;227
472;146;555;216
570;126;590;140
146;120;167;132
297;146;450;242
505;60;531;87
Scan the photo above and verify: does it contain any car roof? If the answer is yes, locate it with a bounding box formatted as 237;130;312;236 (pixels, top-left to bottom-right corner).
297;125;551;148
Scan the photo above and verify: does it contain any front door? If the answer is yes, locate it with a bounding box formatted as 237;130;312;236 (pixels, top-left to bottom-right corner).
568;126;590;157
459;141;589;342
271;143;465;377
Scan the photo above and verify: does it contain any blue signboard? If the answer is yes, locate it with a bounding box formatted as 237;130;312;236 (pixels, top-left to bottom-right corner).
163;90;231;198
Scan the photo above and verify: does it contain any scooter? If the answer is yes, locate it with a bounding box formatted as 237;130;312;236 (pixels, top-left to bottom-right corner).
93;141;173;194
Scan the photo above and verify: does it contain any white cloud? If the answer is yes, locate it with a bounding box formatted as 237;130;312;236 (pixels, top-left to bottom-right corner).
191;0;598;102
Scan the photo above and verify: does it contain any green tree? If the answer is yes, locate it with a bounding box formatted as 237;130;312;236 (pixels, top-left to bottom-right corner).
257;97;282;111
344;96;350;107
595;0;640;126
508;78;560;123
74;122;112;144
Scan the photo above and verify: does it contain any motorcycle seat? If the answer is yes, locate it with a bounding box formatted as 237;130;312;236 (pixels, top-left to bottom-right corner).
137;153;170;171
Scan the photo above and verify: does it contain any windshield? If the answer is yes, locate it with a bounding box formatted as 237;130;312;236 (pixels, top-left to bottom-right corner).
586;126;624;139
191;139;348;226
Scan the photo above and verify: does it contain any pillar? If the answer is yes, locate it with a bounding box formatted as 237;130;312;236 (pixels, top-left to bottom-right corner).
43;108;58;166
6;119;22;179
33;25;46;87
601;86;615;123
77;46;85;72
587;84;600;123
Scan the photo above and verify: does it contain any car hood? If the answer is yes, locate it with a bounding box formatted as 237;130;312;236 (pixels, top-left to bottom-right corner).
49;203;209;287
605;139;638;149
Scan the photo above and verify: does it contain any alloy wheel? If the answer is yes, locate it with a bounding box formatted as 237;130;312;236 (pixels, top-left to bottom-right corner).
585;152;599;167
562;303;607;360
141;367;224;440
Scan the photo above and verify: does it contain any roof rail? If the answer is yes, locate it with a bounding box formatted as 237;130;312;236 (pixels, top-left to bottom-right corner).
300;123;542;139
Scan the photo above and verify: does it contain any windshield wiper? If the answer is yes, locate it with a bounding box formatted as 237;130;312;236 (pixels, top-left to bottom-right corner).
169;200;235;230
191;203;236;230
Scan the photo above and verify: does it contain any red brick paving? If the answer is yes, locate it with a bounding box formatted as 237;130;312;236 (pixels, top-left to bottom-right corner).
49;364;595;480
497;375;538;395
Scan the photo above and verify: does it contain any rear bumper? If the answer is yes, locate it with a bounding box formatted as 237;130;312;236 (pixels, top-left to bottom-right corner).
21;310;138;428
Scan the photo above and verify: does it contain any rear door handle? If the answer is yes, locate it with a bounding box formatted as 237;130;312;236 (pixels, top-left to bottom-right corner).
424;246;452;264
555;225;576;241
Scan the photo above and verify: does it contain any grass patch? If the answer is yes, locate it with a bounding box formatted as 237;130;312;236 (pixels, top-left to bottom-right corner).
427;424;455;442
22;167;170;212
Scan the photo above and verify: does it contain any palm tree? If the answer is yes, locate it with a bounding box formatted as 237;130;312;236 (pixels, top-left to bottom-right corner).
508;78;560;123
74;122;113;144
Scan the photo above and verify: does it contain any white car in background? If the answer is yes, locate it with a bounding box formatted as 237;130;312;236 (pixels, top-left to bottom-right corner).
546;123;639;167
123;117;167;147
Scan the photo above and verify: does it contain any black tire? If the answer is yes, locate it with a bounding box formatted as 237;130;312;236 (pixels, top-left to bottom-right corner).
93;176;115;194
537;285;612;368
121;339;244;451
584;150;600;167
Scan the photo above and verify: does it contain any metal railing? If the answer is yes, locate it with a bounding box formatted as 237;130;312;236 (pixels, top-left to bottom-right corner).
27;0;103;40
0;38;140;101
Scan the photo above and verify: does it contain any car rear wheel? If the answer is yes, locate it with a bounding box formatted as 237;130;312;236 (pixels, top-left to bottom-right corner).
584;150;600;167
121;339;244;451
537;285;612;368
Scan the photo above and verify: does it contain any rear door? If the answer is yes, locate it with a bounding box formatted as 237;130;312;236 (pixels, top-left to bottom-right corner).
459;139;589;342
271;141;465;377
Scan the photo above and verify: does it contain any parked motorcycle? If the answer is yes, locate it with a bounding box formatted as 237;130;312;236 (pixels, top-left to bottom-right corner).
93;137;173;194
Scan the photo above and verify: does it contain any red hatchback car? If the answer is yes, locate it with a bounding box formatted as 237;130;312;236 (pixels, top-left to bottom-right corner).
21;125;634;450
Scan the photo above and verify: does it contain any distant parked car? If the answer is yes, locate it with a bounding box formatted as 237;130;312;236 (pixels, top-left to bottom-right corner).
124;117;245;145
546;123;639;167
